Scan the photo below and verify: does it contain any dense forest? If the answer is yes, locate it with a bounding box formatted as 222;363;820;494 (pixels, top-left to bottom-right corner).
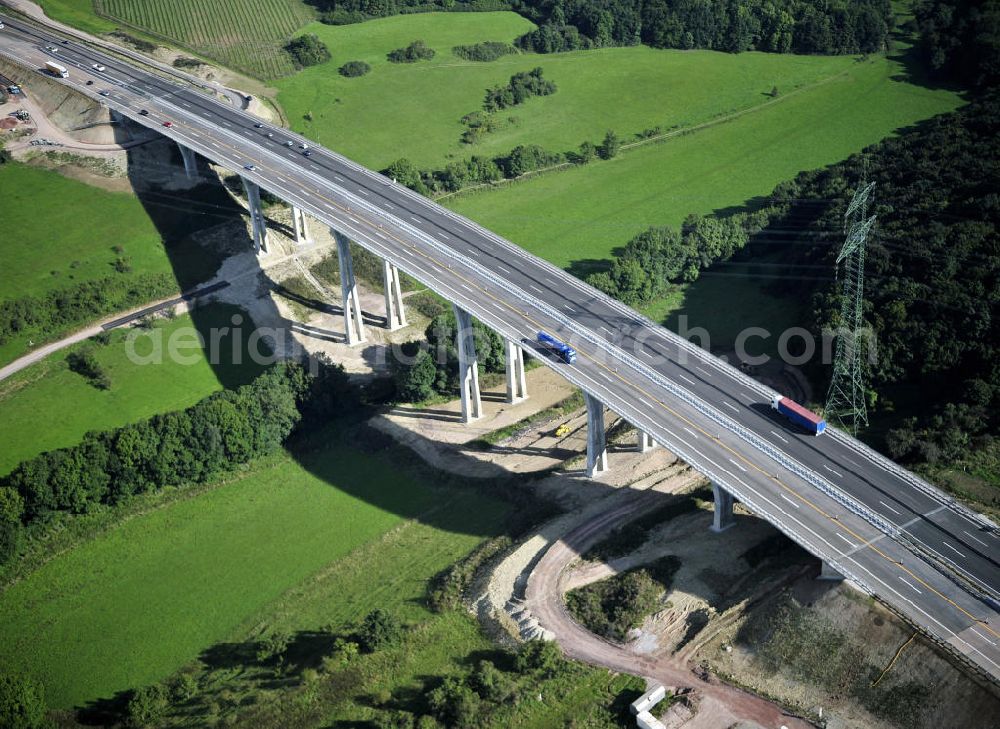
310;0;894;55
914;0;1000;88
760;94;999;476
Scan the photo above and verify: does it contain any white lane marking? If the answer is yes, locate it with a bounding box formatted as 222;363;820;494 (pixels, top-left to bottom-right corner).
678;374;696;386
287;152;297;159
898;576;922;594
529;284;544;294
823;464;844;478
410;216;420;223
208;141;219;148
640;349;654;360
878;500;902;516
564;304;575;312
972;628;998;647
943;541;967;559
723;402;739;413
334;175;344;182
727;458;747;473
460;284;474;293
467;247;479;256
385;203;394;209
222;121;231;127
963;531;990;549
309;164;320;170
598;371;614;384
498;265;511;274
180;101;190;107
695;366;711;376
769;430;788;444
357;189;369;196
837;533;855;548
738;393;755;404
600;326;612;335
439;232;449;239
844;456;861;467
780;494;800;509
683;427;699;439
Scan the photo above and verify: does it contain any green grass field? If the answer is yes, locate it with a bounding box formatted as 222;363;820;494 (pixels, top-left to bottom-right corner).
0;162;171;302
277;13;861;170
447;52;963;270
0;304;267;475
0;435;509;709
36;0;118;34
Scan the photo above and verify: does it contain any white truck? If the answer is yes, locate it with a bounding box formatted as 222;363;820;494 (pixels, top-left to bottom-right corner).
45;61;68;78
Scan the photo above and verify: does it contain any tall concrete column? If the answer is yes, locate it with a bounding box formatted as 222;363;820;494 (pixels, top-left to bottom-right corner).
710;482;735;532
383;260;406;330
452;303;482;422
177;143;197;179
334;231;366;346
240;176;269;254
818;561;844;581
290;205;311;245
585;392;608;477
637;430;656;453
505;340;527;403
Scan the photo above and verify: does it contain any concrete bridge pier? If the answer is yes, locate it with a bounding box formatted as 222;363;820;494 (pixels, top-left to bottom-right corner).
637;430;657;453
177;143;198;179
290;205;312;245
453;304;482;422
818;561;844;581
334;231;366;346
710;482;736;532
584;392;609;477
240;176;269;254
383;261;406;331
504;340;527;403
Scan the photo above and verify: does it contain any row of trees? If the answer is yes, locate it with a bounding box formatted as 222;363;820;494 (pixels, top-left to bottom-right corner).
452;40;519;61
388;39;436;62
0;359;356;566
514;0;893;55
483;67;557;112
586;207;775;306
0;273;177;349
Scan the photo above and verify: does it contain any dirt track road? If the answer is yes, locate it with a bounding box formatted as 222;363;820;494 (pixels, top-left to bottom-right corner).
525;506;814;729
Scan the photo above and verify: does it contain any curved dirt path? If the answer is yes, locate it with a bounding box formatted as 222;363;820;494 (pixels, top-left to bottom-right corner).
525;511;814;729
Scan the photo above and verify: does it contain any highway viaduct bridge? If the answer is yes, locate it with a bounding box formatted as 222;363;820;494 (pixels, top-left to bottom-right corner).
2;12;1000;684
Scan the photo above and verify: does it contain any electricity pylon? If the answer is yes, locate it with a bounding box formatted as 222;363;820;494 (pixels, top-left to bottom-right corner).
825;180;876;434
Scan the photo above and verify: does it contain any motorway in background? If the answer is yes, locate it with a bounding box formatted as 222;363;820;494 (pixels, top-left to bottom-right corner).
1;14;998;680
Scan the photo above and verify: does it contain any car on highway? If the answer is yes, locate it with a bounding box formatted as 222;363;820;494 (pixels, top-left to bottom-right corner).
99;90;110;96
254;123;263;128
0;21;6;29
244;164;258;171
92;63;106;72
265;132;273;138
45;45;57;52
85;79;93;85
61;40;69;45
284;140;293;146
302;150;311;157
299;143;308;150
139;109;149;116
162;120;173;127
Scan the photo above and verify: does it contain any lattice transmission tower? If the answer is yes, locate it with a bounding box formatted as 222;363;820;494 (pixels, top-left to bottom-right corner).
825;179;876;434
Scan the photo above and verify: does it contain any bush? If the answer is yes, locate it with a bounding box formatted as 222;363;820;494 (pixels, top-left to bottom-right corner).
66;349;111;390
514;639;565;677
483;67;556;112
0;672;45;729
426;676;480;726
126;683;168;728
172;56;203;69
339;60;371;77
0;488;24;565
452;41;518;61
598;129;620;159
286;33;331;68
358;609;402;652
388;40;435;63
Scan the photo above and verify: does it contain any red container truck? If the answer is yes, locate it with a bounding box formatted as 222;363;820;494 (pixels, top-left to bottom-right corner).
771;395;826;435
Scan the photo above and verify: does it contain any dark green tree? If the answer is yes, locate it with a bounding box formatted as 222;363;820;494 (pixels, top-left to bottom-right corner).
0;673;45;729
